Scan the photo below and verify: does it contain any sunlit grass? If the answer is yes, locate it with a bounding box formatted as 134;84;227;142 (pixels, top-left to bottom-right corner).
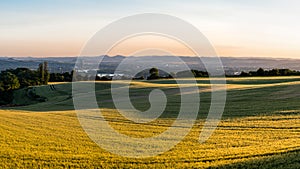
0;109;299;168
1;76;300;168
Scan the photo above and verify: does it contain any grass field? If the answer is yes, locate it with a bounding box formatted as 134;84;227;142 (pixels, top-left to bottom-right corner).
0;77;300;168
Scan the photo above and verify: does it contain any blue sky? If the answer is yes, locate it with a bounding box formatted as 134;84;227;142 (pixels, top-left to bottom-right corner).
0;0;299;58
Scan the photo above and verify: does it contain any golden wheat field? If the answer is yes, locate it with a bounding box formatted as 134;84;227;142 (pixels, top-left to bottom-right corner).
0;77;300;168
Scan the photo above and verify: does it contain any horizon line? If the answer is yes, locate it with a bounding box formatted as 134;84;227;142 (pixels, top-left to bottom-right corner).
1;55;300;60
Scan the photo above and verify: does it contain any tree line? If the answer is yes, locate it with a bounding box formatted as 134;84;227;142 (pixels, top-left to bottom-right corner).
0;62;50;105
137;67;300;79
237;68;300;77
145;68;209;80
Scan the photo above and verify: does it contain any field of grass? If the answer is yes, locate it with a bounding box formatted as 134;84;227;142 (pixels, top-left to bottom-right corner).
0;77;300;168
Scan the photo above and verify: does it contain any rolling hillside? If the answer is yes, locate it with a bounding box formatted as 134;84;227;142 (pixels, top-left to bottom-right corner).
0;77;299;168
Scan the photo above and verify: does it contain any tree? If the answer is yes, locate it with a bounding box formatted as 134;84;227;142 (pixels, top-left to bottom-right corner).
0;81;4;92
9;68;40;87
149;67;159;76
37;63;44;84
43;62;50;84
0;71;20;104
257;68;265;76
37;62;50;85
279;69;292;76
0;71;20;91
240;71;250;77
148;67;159;80
269;69;280;76
192;70;208;77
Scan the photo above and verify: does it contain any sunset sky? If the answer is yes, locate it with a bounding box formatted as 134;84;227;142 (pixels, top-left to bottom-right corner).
1;0;300;58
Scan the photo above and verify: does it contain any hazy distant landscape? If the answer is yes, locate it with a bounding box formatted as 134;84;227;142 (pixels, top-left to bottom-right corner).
2;56;300;74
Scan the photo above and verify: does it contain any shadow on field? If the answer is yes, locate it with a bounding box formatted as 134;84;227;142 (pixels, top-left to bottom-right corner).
3;78;300;120
214;149;300;169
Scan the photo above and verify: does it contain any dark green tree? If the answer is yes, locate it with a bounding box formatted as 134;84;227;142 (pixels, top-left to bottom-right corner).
148;67;159;80
269;69;280;76
0;71;20;91
0;81;4;92
0;71;20;104
38;63;44;84
37;62;50;85
257;68;265;76
44;61;50;84
240;71;250;77
9;68;39;87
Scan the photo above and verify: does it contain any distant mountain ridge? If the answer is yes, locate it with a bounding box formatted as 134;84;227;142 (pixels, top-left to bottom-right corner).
1;56;300;75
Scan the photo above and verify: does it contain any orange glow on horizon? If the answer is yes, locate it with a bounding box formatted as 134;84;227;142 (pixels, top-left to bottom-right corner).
0;36;299;59
107;35;196;57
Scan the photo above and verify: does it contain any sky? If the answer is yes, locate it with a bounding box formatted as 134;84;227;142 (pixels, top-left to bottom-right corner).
0;0;300;58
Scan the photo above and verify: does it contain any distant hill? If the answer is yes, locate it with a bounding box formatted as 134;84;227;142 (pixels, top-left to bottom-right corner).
1;56;300;75
0;57;76;73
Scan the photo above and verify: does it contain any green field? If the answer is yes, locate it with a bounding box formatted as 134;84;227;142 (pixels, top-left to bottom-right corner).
0;77;300;168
